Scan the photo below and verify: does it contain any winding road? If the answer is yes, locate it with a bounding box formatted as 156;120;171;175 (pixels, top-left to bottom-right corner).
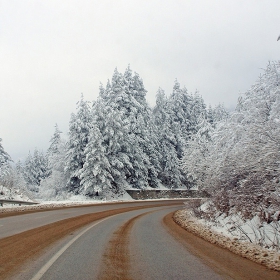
1;201;279;280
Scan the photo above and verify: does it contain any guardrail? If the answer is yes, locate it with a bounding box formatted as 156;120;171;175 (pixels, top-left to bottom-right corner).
0;199;39;207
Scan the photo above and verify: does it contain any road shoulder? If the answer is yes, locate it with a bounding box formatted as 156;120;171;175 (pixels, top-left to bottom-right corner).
168;210;280;279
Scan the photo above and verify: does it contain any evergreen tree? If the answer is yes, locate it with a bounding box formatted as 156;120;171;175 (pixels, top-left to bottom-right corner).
153;88;184;188
47;124;62;157
100;102;133;193
123;66;160;188
24;149;50;189
24;152;34;186
65;94;92;193
47;124;66;176
208;104;229;125
0;138;12;183
13;160;28;191
39;124;68;199
78;120;113;197
98;67;160;190
188;91;207;136
170;80;191;159
15;160;24;175
169;81;207;161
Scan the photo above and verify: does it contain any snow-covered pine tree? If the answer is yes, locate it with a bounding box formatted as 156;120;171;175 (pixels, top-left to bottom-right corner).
98;94;133;194
99;69;133;194
0;138;12;185
188;91;207;136
47;124;62;157
15;160;24;175
208;104;229;125
168;81;208;188
154;81;209;189
24;149;50;192
65;94;92;193
47;124;66;176
0;138;12;187
123;66;160;188
92;67;158;192
13;160;28;191
24;152;35;187
78;117;113;197
169;80;192;159
153;88;184;188
39;124;68;199
35;149;50;183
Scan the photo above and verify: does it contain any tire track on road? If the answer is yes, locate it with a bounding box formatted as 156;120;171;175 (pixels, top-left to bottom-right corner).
98;211;154;280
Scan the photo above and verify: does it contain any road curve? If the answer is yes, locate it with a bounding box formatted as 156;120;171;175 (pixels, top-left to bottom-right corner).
10;206;222;280
1;201;280;280
0;201;183;279
0;200;183;239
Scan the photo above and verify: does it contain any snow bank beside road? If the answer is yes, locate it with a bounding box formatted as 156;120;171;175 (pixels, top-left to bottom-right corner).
173;209;280;272
0;190;135;213
0;200;107;214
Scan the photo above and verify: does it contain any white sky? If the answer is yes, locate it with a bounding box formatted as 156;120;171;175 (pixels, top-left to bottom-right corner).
1;0;280;162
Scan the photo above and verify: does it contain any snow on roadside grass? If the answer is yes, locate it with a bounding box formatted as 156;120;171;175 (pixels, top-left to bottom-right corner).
0;200;108;214
0;191;129;212
0;185;31;202
206;213;280;251
0;187;136;212
173;209;280;272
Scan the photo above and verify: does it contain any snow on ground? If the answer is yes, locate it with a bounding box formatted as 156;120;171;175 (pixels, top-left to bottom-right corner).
0;185;32;202
174;209;280;272
0;199;113;214
0;188;135;213
203;213;280;251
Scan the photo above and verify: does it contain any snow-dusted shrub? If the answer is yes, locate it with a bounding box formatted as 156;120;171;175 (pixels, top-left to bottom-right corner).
182;61;280;252
182;61;280;222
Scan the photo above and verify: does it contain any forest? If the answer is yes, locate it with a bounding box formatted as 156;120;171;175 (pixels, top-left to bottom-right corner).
0;62;279;223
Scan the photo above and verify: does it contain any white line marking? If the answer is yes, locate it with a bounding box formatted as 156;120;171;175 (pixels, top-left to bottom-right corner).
31;216;113;280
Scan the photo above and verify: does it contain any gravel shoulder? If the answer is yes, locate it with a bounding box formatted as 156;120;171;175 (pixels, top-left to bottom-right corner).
173;209;280;273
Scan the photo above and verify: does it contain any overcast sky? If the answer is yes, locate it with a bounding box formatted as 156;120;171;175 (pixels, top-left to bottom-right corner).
1;0;279;162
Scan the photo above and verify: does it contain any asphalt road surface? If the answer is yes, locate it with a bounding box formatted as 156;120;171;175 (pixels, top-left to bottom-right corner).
0;201;182;239
1;201;279;280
